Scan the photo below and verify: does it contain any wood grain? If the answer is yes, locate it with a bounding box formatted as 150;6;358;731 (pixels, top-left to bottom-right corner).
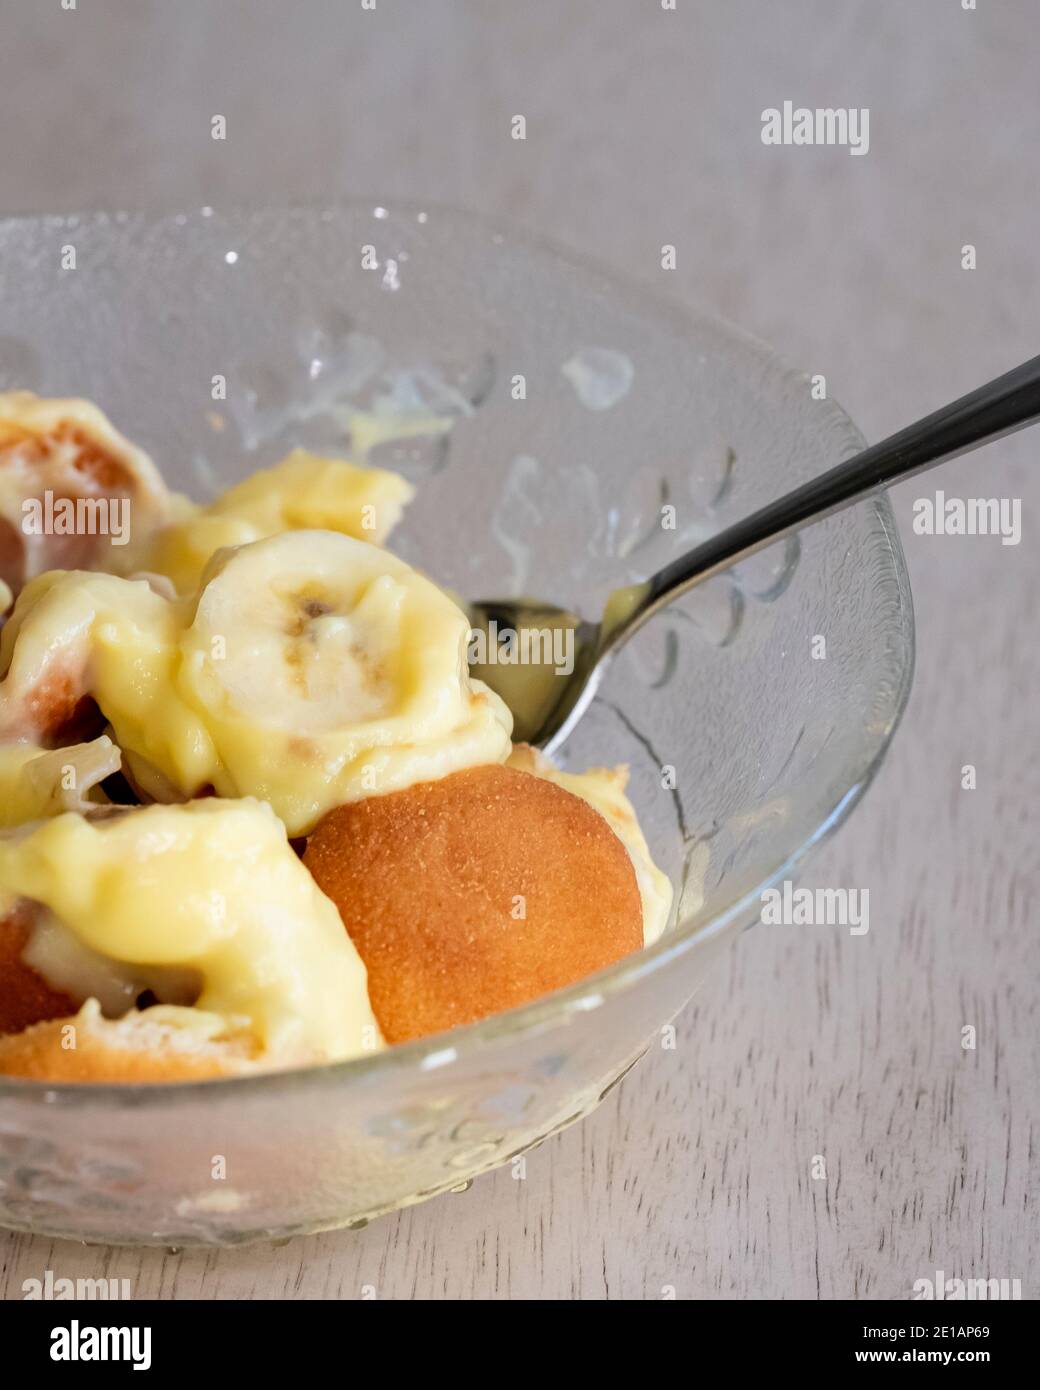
1;0;1037;1299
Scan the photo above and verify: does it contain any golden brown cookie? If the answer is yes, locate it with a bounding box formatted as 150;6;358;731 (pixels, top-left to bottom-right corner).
303;763;643;1044
0;902;77;1038
0;1003;256;1082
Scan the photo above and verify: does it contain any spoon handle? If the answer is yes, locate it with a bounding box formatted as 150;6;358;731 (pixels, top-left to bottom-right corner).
625;352;1040;639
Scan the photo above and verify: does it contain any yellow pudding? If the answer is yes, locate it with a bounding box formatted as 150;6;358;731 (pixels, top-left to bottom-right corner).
129;448;415;593
0;799;380;1063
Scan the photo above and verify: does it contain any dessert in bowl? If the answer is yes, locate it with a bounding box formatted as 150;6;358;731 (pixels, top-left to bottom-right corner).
0;392;670;1077
0;205;912;1243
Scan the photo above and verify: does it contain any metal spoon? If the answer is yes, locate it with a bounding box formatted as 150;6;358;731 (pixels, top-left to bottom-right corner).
469;353;1040;753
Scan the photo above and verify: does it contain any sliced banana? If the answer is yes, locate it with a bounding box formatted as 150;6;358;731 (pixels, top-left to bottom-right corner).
178;529;513;832
0;392;173;598
0;531;512;835
134;448;414;593
0;735;121;828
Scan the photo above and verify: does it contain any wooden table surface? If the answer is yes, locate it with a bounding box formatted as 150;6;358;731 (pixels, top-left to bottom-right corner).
0;0;1036;1299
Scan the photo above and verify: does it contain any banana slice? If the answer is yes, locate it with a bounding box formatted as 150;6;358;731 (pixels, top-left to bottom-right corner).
0;532;512;835
0;392;173;598
135;448;414;593
0;735;121;828
178;529;513;831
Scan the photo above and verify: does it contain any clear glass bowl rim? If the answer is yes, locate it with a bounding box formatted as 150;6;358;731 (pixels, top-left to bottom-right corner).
0;198;916;1110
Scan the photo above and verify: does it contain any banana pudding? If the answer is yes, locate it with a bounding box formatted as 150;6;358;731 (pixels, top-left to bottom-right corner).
0;532;512;834
0;392;672;1081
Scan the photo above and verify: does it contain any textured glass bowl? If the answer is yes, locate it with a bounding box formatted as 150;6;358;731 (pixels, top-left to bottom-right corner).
0;204;913;1245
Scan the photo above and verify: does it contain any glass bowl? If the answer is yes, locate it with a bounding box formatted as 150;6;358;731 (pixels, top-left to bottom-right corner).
0;203;913;1245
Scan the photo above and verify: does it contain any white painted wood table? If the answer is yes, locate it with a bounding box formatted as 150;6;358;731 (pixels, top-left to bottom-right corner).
0;0;1036;1299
